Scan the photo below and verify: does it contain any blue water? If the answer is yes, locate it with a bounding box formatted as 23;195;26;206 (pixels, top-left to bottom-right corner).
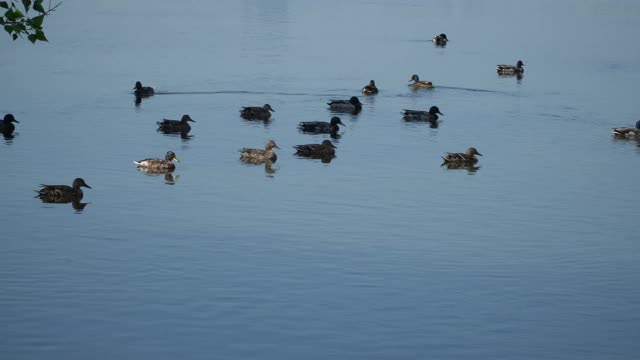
1;1;639;359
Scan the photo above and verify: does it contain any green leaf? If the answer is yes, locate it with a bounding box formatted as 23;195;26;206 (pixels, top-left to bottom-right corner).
0;2;9;9
33;0;44;13
22;0;31;12
12;32;17;40
35;29;46;41
13;9;24;19
4;25;11;34
31;13;44;28
27;33;36;43
5;8;16;21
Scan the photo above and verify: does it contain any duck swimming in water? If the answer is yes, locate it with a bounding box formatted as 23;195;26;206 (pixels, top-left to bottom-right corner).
612;120;640;138
497;60;524;75
299;116;345;134
239;140;279;163
327;96;362;113
402;106;443;122
294;140;337;158
240;104;275;120
35;178;91;203
441;147;483;165
134;81;154;97
408;74;434;89
432;33;448;46
0;114;19;135
157;115;196;133
133;151;180;171
361;80;379;95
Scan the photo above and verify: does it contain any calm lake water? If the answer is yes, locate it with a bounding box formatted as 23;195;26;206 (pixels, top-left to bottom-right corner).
2;0;639;359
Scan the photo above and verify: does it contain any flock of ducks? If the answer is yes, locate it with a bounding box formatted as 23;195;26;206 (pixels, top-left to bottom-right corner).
3;32;639;209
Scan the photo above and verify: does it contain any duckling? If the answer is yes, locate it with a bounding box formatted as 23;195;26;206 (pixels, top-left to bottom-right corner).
0;114;19;134
133;151;180;171
35;178;91;202
497;60;524;75
402;106;443;121
441;147;483;165
157;115;196;133
432;33;448;46
240;140;279;163
134;81;155;97
613;120;640;138
299;116;345;134
327;96;362;113
361;80;379;95
294;140;337;158
240;104;275;120
408;74;434;89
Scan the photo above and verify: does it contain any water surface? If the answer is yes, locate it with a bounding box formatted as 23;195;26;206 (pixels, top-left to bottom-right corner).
1;1;639;359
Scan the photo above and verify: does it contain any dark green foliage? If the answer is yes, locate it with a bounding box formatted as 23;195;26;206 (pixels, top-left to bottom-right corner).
1;0;60;43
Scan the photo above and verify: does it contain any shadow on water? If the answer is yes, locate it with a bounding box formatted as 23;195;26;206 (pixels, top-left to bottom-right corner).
441;162;481;174
36;197;89;213
241;118;272;129
158;129;194;141
136;168;180;185
3;130;16;144
294;153;336;164
239;159;278;177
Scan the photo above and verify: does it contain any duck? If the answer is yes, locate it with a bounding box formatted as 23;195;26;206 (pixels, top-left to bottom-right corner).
133;151;180;171
134;81;154;97
35;178;91;202
497;60;524;75
441;147;483;165
294;140;337;158
613;120;640;138
240;104;275;120
299;116;345;134
327;96;362;113
408;74;434;89
432;33;448;46
402;106;443;122
240;140;279;163
0;114;19;134
157;114;196;133
361;80;379;95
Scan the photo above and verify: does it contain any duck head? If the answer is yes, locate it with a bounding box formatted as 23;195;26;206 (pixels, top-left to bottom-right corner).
3;114;19;123
321;140;337;148
368;80;376;86
409;74;420;83
134;81;143;90
181;115;196;123
429;106;443;116
72;178;92;189
266;140;280;150
636;120;640;129
349;96;362;105
263;104;275;112
165;151;180;162
467;147;482;156
330;116;345;126
517;60;524;68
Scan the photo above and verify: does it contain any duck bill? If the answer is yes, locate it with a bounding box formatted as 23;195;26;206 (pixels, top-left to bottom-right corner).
174;157;181;162
438;111;443;115
189;119;196;122
274;145;280;149
84;184;92;189
476;153;483;156
13;119;20;123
